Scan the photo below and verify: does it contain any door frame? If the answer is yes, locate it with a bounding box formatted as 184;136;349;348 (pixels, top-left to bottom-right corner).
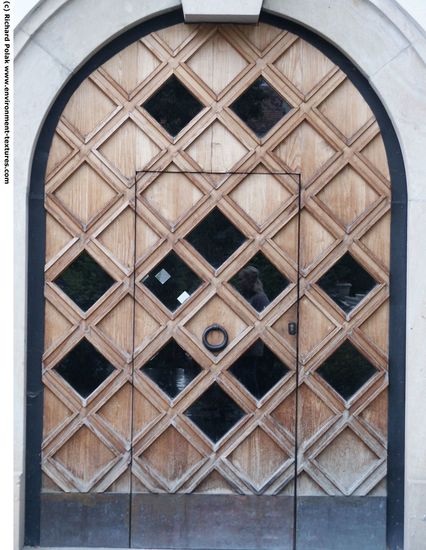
24;9;407;548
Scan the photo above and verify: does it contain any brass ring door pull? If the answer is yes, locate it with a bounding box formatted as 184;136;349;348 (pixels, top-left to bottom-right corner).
202;324;229;352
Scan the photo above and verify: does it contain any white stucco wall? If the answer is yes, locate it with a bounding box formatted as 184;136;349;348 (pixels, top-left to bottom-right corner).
14;0;39;27
14;1;426;548
395;0;426;31
15;0;426;32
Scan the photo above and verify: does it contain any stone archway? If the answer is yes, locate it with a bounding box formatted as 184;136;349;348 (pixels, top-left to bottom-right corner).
15;1;426;549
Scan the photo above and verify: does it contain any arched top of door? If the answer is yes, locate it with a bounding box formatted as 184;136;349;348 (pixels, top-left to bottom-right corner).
19;7;414;208
16;0;425;203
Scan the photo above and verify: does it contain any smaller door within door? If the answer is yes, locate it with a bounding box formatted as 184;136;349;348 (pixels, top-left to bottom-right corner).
128;169;301;550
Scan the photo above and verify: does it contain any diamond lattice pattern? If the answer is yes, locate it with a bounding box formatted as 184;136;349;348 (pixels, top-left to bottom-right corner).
142;169;203;226
53;426;115;486
54;251;115;311
54;163;117;225
42;22;390;499
185;383;246;443
316;428;380;493
142;75;203;136
317;340;378;400
97;119;160;179
229;428;288;490
187;32;248;94
231;77;292;137
62;79;117;138
185;121;248;173
54;339;115;398
229;172;292;227
140;426;203;488
317;165;379;227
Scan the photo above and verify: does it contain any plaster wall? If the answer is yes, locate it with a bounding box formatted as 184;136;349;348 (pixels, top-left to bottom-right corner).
14;1;426;548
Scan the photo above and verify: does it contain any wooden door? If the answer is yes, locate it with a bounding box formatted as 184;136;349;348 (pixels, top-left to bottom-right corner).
40;20;390;549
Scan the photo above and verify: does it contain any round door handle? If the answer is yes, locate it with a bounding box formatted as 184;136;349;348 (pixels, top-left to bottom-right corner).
202;324;229;352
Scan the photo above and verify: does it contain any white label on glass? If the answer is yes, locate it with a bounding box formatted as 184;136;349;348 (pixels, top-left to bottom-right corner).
177;291;190;304
155;269;171;285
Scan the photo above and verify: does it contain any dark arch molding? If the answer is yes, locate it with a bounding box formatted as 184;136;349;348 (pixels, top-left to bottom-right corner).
25;8;406;548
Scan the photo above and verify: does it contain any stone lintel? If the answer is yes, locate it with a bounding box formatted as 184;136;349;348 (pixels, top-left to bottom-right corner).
182;0;263;23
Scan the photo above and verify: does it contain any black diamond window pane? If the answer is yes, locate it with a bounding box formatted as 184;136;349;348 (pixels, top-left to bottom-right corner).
317;341;377;400
142;75;203;137
142;251;202;311
230;77;292;137
185;208;246;268
229;252;289;312
317;253;377;314
142;340;202;399
229;341;289;400
184;383;245;443
54;251;115;311
54;339;115;398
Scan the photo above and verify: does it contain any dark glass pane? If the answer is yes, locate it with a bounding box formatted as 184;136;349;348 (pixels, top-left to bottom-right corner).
230;77;292;137
229;252;289;312
229;341;289;400
54;339;115;398
317;341;377;400
185;208;246;269
317;253;377;314
184;382;245;443
141;251;202;311
54;251;115;311
142;75;203;137
142;340;202;398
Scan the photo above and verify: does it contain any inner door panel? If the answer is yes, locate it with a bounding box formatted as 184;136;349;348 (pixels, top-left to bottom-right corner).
129;170;299;549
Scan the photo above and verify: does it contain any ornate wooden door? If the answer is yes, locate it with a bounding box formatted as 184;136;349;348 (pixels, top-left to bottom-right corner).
39;20;390;549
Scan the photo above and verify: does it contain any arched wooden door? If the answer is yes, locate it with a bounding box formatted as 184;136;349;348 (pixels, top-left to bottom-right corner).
39;20;390;549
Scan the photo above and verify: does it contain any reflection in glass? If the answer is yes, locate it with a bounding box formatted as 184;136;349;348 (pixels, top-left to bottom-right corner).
317;340;377;400
230;341;289;400
185;208;246;269
184;383;245;443
54;251;115;311
142;340;202;398
55;339;115;398
141;251;202;312
142;75;203;137
230;77;292;138
317;253;377;314
230;252;289;312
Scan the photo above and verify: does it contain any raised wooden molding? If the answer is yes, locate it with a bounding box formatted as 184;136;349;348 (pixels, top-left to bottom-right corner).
42;22;390;498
